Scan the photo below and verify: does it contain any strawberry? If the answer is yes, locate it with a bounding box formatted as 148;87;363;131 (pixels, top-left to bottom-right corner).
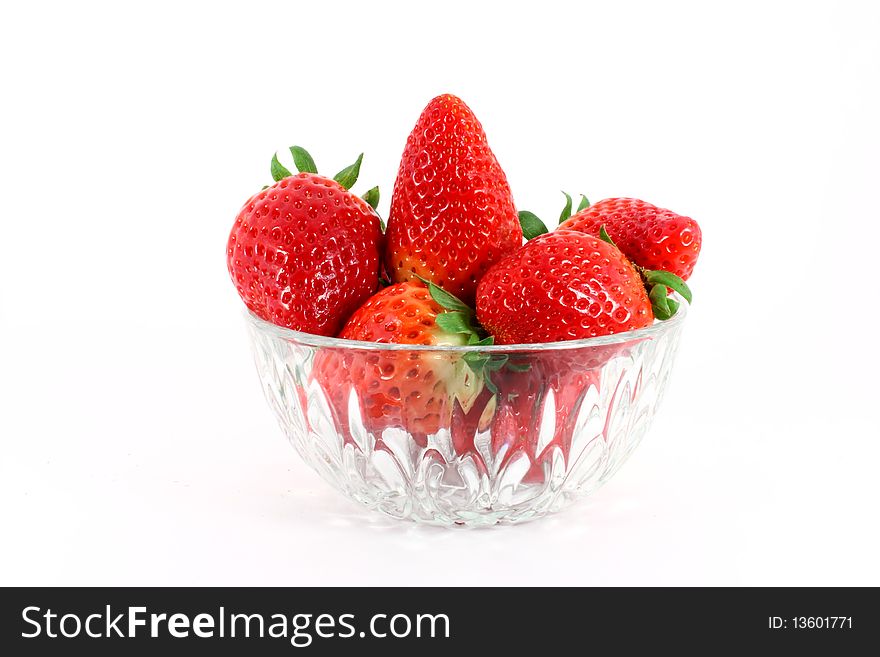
385;94;523;305
476;231;682;345
558;197;701;281
227;148;382;336
474;228;690;484
489;363;546;483
312;281;488;444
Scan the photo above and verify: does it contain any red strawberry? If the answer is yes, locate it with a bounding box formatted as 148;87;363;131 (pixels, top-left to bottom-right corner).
486;353;612;486
312;281;486;444
489;363;546;483
227;150;382;336
476;231;655;345
385;94;523;305
559;197;701;281
227;173;381;335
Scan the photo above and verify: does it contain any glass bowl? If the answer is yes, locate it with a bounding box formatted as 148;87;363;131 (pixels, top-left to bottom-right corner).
245;298;687;527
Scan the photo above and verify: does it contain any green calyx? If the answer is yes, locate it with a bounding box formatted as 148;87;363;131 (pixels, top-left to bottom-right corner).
267;147;383;230
518;211;548;240
420;280;484;345
290;146;317;174
598;224;617;248
463;349;505;394
644;270;693;305
560;191;590;224
644;271;689;320
415;275;513;394
270;153;292;181
362;186;380;210
599;223;693;320
559;191;573;224
435;311;475;335
599;224;692;319
268;146;374;194
519;191;591;240
333;153;363;190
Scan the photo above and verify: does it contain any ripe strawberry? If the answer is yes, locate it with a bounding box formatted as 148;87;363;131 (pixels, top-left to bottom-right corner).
485;352;615;486
559;197;701;281
312;281;487;444
489;364;546;483
476;231;657;345
385;94;523;305
227;150;382;336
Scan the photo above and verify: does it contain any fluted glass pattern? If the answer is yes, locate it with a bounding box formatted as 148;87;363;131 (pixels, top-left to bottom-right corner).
245;303;686;526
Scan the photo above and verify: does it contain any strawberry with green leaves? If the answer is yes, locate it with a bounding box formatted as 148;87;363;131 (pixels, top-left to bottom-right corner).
312;280;493;444
523;195;702;282
476;225;693;346
227;147;382;336
384;94;523;305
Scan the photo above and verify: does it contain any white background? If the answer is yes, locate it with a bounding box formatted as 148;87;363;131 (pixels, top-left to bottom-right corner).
2;0;878;586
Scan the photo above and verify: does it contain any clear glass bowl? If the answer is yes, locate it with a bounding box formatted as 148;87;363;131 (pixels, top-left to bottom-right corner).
245;299;687;527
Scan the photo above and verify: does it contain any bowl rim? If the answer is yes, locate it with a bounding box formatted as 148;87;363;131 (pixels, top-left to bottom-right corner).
245;293;688;353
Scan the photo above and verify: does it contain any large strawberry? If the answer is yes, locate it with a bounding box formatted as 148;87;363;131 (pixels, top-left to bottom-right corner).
227;148;382;336
312;281;489;445
558;197;701;281
476;231;662;344
385;94;523;305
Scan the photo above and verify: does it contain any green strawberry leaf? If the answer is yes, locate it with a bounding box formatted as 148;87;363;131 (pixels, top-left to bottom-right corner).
559;191;573;224
333;153;363;190
270;153;292;182
599;225;618;248
459;336;503;396
463;353;490;382
362;186;380;210
644;270;693;304
577;194;591;212
652;304;673;321
290;146;317;174
649;284;671;319
415;276;473;314
463;351;489;366
518;211;548;240
435;311;474;335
